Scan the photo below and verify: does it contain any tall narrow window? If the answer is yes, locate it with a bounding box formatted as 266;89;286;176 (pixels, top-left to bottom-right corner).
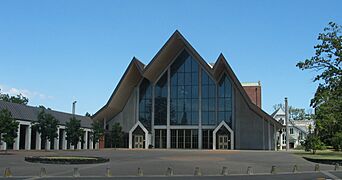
139;78;152;130
201;69;216;125
170;50;199;125
154;73;167;125
218;73;232;127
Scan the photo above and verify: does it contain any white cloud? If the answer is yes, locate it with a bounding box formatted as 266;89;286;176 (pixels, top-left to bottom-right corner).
0;84;54;100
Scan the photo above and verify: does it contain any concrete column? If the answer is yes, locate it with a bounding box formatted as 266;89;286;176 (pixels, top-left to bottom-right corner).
129;132;132;149
0;134;6;151
151;85;155;148
70;145;75;150
89;132;94;150
166;68;171;149
95;142;99;149
62;130;67;150
198;68;202;149
77;141;81;150
213;131;216;150
83;131;88;150
274;125;277;151
14;124;20;150
25;125;31;150
35;131;41;150
54;128;60;150
46;140;51;150
268;120;271;151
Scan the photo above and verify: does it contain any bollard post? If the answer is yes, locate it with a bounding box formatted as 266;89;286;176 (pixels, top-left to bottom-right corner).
137;168;143;176
246;166;253;175
73;167;80;177
106;167;112;177
39;167;47;177
221;166;229;176
166;167;173;176
314;164;320;172
292;165;298;173
194;167;202;176
335;163;340;171
270;166;277;174
4;168;12;177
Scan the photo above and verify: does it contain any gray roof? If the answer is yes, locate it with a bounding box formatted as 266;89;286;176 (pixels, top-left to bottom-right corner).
0;100;93;128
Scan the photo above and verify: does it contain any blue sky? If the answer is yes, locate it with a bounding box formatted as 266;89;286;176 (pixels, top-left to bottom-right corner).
0;0;341;115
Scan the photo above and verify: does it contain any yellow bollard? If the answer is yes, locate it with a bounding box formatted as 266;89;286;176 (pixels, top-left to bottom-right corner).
106;167;112;177
39;167;47;177
4;168;12;177
247;166;253;175
221;166;229;176
137;168;143;176
270;166;277;174
166;167;173;176
314;164;320;172
292;165;298;173
194;167;202;176
73;167;80;177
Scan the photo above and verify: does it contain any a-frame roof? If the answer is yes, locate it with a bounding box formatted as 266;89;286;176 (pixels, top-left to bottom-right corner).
93;31;282;128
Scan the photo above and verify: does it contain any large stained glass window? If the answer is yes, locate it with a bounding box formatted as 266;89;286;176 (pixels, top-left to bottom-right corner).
170;50;199;125
139;78;152;130
201;69;216;125
218;73;233;127
154;73;167;125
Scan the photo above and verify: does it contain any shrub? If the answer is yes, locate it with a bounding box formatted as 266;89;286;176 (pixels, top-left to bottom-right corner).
303;134;325;154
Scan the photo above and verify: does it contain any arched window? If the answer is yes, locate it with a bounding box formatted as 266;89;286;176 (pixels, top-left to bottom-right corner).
170;50;199;125
218;73;232;127
139;78;152;130
201;69;216;125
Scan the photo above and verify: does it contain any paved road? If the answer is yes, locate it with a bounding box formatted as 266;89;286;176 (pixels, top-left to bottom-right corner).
0;172;340;180
0;149;339;179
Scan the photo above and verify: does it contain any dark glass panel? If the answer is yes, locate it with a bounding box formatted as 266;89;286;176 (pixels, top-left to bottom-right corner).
170;50;199;126
192;73;198;85
208;85;215;98
155;73;167;125
139;79;152;130
191;99;198;111
208;99;215;111
208;112;216;125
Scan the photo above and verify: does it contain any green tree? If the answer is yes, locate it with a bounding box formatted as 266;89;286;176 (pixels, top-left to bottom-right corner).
91;120;104;146
111;123;124;148
85;112;91;117
296;22;342;147
0;109;19;153
31;109;59;150
331;132;342;151
0;90;29;105
65;117;84;149
303;133;325;154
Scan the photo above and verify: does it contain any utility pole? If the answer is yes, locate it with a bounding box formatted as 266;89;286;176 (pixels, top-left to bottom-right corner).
285;97;289;151
72;101;77;117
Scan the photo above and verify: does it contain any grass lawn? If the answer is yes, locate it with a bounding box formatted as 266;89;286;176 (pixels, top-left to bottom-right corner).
293;150;342;160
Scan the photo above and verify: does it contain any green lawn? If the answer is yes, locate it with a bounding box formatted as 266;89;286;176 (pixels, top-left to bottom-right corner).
293;150;342;160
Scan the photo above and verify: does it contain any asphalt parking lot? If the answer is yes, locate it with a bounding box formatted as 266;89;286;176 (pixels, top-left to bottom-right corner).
0;149;340;179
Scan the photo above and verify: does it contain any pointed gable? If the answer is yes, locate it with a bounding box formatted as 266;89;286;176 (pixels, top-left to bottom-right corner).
93;30;282;129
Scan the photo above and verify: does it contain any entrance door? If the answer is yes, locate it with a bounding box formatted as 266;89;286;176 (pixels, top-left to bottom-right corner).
134;135;144;149
218;135;230;149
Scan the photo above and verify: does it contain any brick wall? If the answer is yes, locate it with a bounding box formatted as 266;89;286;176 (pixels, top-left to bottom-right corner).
242;84;261;108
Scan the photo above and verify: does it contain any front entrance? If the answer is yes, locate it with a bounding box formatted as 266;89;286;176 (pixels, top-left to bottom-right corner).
218;135;230;149
134;135;144;149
